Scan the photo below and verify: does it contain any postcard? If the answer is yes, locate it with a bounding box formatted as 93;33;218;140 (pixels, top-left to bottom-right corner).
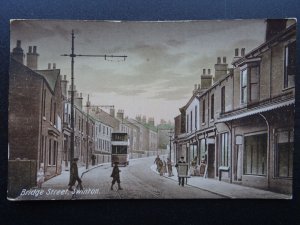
8;19;295;200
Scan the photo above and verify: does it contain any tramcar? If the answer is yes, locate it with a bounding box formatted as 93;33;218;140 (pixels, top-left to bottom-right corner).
111;132;129;166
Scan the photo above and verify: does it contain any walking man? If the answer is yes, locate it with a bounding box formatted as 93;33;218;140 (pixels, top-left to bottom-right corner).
110;161;123;190
68;158;83;191
154;155;160;172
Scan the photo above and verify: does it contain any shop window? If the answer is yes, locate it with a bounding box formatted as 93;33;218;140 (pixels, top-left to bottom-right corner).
275;129;293;178
243;133;267;176
284;41;296;88
220;132;229;167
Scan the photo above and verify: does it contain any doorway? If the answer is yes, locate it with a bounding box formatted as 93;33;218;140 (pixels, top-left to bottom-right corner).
207;144;215;178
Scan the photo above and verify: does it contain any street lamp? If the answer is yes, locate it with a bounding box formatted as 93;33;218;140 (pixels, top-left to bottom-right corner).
168;129;174;162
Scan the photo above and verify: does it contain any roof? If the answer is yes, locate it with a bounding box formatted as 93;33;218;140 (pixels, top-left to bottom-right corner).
35;69;60;92
217;99;294;123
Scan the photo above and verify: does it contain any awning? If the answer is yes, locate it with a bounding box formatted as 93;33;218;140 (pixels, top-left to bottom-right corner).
217;99;294;123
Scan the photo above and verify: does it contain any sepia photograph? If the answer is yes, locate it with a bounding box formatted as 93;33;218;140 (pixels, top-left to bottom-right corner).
8;19;296;200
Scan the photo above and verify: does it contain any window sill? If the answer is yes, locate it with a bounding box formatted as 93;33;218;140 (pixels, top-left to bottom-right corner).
282;86;295;92
201;123;206;126
43;116;46;121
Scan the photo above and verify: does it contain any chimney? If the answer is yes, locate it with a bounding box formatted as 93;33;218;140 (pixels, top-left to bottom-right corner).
148;117;155;126
266;19;287;41
142;116;147;123
74;92;83;110
60;75;68;98
214;56;228;82
117;109;124;120
26;45;39;70
193;84;198;94
201;69;213;90
110;108;115;117
136;115;141;122
53;63;56;69
11;40;24;64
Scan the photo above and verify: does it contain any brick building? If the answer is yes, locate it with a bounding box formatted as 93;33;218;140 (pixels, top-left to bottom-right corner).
9;41;63;179
174;19;295;194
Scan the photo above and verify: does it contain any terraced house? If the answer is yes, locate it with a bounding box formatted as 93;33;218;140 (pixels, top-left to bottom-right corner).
174;19;296;194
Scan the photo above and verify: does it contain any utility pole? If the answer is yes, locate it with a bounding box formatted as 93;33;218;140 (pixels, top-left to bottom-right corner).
61;30;127;184
168;129;174;162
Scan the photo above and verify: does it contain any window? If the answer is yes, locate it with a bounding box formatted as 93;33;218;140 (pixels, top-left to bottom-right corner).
244;133;267;176
53;102;56;125
186;114;189;132
202;100;205;123
241;65;260;104
48;139;56;166
220;132;229;167
50;98;53;122
195;105;198;130
221;86;225;113
284;41;296;88
190;110;193;132
43;90;46;117
249;66;259;102
275;129;293;178
211;94;214;119
241;69;247;104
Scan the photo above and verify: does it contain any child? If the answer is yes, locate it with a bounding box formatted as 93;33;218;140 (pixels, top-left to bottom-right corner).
110;162;123;190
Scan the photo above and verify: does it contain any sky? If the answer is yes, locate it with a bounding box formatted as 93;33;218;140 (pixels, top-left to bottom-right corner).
10;19;267;124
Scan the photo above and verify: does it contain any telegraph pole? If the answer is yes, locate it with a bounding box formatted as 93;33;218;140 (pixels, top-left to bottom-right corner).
61;30;127;184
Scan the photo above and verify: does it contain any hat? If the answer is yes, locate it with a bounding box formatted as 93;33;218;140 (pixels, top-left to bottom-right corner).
73;158;79;161
114;161;119;164
180;156;184;159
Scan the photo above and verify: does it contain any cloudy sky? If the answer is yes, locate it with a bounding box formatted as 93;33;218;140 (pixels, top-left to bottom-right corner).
10;19;266;124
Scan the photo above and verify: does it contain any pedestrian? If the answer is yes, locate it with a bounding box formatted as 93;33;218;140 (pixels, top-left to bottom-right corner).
110;161;123;190
158;159;164;176
68;158;83;191
162;158;167;175
154;155;160;172
175;156;186;186
167;158;173;177
37;166;45;188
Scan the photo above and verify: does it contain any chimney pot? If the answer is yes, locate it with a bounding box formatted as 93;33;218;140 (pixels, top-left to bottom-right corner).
33;46;37;53
53;63;56;69
64;75;67;80
223;57;226;63
208;69;211;74
17;40;21;48
48;63;51;69
217;57;221;64
28;46;32;53
203;69;206;74
235;48;239;57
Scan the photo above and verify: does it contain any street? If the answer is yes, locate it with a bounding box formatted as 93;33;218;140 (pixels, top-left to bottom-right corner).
17;156;224;200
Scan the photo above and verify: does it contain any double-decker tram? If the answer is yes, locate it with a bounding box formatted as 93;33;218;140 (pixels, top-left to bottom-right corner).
111;132;129;166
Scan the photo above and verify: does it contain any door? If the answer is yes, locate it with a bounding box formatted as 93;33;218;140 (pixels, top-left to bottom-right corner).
207;144;215;178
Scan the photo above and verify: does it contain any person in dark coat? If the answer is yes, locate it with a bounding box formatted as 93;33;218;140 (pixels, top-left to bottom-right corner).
110;162;123;190
68;158;83;191
175;156;186;186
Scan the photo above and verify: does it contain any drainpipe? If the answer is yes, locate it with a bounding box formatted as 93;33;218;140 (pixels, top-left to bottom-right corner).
259;113;270;189
269;47;272;98
224;121;233;183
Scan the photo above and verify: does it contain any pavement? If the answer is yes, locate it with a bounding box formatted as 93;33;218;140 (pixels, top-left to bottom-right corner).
150;164;291;199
